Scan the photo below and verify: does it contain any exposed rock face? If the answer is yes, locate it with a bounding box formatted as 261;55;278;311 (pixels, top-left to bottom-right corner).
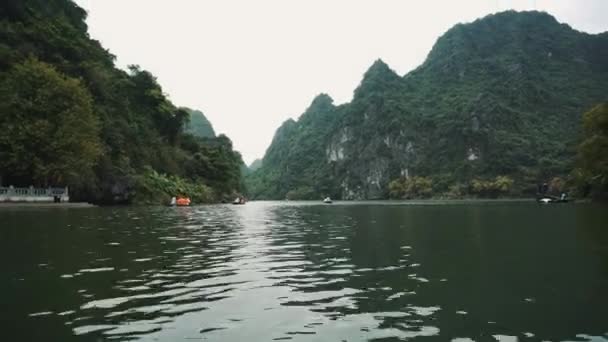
467;148;479;161
327;146;344;162
326;127;351;162
247;11;608;200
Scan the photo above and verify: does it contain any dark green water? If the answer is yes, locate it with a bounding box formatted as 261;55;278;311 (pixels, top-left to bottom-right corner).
1;201;607;341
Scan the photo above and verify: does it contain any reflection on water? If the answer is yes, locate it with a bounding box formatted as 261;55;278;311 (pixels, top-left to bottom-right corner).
1;201;608;341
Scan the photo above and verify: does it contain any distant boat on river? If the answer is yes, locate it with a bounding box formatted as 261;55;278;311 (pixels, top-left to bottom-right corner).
233;196;246;205
537;193;569;204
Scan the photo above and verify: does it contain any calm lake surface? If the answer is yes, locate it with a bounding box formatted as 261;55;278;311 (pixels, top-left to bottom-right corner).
1;201;607;341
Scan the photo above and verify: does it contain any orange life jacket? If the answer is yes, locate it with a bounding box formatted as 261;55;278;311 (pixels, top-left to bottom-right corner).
176;197;191;206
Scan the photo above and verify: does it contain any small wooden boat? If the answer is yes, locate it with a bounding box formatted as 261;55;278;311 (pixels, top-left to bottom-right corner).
537;193;568;204
232;197;246;205
169;196;191;206
538;197;569;204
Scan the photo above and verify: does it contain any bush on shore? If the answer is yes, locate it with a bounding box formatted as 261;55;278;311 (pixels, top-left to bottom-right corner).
133;168;214;205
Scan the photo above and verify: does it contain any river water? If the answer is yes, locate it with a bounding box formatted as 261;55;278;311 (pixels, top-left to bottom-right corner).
1;201;607;341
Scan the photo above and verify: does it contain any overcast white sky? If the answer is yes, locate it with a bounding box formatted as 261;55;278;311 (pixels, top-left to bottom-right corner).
73;0;607;164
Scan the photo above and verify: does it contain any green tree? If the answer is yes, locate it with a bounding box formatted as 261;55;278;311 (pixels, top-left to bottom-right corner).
180;134;244;197
388;176;433;199
576;103;608;198
471;176;514;198
0;58;101;186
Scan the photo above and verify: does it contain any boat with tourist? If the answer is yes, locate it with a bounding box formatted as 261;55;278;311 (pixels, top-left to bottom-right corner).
170;196;191;206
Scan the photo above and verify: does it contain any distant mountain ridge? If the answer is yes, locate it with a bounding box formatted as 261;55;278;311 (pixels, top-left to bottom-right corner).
247;10;608;200
248;159;262;172
183;108;216;138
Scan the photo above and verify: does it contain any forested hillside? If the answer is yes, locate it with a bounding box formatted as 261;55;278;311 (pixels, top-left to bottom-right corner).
0;0;243;203
576;103;608;199
247;11;608;200
248;159;263;172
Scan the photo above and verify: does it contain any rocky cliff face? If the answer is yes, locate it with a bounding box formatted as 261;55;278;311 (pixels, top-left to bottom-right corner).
247;11;608;200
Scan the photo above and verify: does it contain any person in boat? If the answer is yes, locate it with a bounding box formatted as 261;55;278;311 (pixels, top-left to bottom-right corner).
176;196;191;206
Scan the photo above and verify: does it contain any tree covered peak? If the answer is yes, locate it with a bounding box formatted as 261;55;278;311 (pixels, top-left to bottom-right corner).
423;10;587;67
247;10;608;201
308;93;334;109
297;93;336;123
272;118;297;139
354;59;400;99
363;59;397;79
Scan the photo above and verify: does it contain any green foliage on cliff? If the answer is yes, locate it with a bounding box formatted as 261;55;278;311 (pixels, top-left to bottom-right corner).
133;168;214;205
248;159;263;172
0;0;243;203
0;58;101;188
247;11;608;200
388;177;433;199
179;134;245;197
470;176;514;198
247;94;340;199
576;103;608;199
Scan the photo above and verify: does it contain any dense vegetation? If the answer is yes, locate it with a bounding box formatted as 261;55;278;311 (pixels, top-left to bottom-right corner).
575;103;608;199
0;0;243;203
247;11;608;200
0;58;102;189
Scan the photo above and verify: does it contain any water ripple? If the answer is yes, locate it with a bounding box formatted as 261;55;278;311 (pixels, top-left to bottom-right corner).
4;201;608;341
